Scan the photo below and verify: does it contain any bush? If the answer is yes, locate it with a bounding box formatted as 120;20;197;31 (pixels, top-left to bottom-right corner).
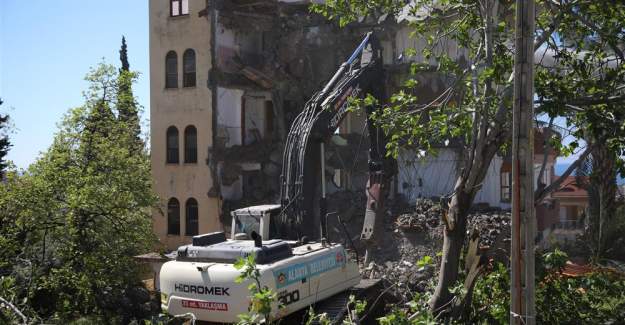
470;250;625;324
537;270;625;324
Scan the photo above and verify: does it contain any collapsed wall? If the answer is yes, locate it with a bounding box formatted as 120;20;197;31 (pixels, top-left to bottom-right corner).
203;1;502;236
204;0;396;225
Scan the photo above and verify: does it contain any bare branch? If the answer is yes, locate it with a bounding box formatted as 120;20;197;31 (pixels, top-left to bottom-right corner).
536;117;555;192
0;296;28;325
532;0;570;52
535;143;595;203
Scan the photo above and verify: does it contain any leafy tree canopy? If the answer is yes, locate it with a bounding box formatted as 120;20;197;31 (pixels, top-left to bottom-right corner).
0;62;157;324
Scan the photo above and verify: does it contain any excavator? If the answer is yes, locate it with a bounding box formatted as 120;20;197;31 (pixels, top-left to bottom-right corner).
159;32;396;323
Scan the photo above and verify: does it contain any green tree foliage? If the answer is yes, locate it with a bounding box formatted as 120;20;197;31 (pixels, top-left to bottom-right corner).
0;98;11;178
313;0;625;313
472;251;625;324
117;36;143;152
0;63;157;324
376;251;625;324
119;36;130;72
234;254;277;324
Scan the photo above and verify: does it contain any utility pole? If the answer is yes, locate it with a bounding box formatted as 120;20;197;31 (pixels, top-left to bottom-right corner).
511;0;536;324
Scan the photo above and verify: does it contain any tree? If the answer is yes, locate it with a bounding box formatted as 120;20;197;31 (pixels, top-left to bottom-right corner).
533;1;625;261
117;36;143;152
119;36;130;72
313;0;625;314
0;98;11;178
575;145;622;261
0;63;157;323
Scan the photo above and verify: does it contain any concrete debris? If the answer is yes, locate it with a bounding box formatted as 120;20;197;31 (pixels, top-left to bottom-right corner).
356;198;511;302
392;198;511;251
469;211;511;249
395;198;443;231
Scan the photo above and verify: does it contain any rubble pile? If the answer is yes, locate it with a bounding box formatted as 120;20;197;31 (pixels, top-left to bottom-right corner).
467;211;511;264
395;198;442;232
362;259;435;302
359;198;512;301
468;211;511;249
357;199;442;300
392;198;511;250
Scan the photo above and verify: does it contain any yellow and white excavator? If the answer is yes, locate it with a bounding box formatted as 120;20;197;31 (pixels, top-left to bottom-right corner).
159;32;396;323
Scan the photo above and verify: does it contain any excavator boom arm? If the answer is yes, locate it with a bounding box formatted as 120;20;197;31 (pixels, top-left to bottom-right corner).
278;32;396;244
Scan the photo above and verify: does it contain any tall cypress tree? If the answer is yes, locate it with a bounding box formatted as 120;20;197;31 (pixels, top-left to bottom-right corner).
119;36;130;72
0;98;11;178
116;36;142;151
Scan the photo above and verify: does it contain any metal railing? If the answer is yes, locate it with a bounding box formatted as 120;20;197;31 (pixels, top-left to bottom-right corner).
554;220;583;230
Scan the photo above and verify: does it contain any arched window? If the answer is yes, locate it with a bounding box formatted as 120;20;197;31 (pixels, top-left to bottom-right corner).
165;51;178;88
185;198;198;236
166;126;179;163
184;125;197;163
183;49;196;87
167;198;180;235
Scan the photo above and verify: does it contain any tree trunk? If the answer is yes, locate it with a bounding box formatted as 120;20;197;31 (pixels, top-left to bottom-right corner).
429;178;474;313
428;122;507;314
588;142;617;259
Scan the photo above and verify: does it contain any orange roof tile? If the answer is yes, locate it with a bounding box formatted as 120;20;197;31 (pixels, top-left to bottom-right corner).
551;176;589;199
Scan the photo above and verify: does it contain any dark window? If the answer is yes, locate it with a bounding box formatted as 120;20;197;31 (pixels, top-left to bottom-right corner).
167;198;180;235
183;49;196;87
501;172;511;202
184;125;197;163
185;198;198;236
165;51;178;88
166;126;179;163
170;0;189;16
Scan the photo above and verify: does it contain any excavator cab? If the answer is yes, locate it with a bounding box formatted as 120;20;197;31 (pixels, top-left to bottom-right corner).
230;204;282;240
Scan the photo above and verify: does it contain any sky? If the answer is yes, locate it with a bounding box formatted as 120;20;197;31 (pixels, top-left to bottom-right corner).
0;0;150;169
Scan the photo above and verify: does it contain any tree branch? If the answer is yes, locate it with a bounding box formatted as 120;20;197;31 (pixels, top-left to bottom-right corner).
565;94;625;106
0;296;28;325
535;143;595;203
536;117;555;191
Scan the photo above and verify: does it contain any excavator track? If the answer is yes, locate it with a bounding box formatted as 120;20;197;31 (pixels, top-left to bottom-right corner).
309;279;383;324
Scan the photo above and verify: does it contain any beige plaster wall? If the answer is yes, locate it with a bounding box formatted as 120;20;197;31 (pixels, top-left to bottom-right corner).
149;0;221;250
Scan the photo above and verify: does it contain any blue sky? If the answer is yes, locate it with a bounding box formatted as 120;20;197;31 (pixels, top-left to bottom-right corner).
1;0;150;169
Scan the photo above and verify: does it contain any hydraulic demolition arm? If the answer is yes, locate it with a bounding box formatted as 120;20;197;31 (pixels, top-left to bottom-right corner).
278;32;397;246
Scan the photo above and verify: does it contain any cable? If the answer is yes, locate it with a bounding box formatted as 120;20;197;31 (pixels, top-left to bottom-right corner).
277;34;380;237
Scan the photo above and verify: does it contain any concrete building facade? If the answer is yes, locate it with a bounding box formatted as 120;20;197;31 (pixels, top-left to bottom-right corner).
150;0;220;250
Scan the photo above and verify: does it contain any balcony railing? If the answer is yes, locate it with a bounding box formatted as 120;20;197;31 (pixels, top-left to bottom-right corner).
554;220;583;230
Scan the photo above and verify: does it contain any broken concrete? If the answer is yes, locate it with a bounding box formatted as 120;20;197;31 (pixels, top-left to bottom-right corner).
353;198;511;303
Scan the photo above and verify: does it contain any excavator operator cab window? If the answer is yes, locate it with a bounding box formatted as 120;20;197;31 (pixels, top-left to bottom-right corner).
233;213;260;240
230;205;281;240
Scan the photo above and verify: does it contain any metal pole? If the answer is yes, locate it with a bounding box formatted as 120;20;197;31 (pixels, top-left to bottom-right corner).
320;142;326;200
320;142;327;242
511;0;536;324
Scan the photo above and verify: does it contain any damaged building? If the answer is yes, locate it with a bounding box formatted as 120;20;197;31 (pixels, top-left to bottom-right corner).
149;0;562;250
149;0;384;249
